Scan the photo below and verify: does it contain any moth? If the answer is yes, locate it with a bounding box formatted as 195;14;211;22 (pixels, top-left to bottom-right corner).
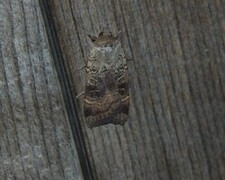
84;31;129;128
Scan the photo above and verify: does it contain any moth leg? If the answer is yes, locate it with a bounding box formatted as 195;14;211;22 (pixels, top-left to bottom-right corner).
76;91;85;99
127;58;134;62
73;65;86;73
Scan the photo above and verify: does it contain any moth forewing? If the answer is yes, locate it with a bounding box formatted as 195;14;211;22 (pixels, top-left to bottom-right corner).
84;32;129;128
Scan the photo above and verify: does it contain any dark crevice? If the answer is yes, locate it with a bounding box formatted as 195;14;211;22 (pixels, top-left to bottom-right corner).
38;1;94;180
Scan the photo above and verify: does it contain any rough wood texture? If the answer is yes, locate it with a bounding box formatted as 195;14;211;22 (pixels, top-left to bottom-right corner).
1;0;225;179
0;0;84;179
40;0;225;179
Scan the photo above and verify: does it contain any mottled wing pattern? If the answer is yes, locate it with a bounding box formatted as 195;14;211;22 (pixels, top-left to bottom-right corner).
84;32;129;128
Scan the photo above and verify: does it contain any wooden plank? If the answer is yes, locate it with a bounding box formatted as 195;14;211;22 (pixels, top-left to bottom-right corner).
40;0;225;179
1;0;224;179
0;0;84;179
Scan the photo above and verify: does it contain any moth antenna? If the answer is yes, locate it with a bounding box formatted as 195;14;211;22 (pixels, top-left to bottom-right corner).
99;31;104;37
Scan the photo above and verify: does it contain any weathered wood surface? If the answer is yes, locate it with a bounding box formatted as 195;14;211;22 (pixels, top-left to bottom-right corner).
40;0;225;179
1;0;225;180
0;0;84;179
42;0;225;179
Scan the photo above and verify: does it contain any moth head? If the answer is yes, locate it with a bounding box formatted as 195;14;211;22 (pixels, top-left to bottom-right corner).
88;31;120;46
98;31;112;37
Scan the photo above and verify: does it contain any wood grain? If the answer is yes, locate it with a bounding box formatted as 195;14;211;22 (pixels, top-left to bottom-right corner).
0;0;83;179
40;0;225;179
1;0;225;179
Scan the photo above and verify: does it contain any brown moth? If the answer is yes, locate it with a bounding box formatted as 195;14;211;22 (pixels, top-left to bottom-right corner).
84;31;129;128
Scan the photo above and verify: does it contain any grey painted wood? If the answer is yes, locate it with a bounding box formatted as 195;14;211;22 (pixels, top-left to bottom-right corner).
0;0;84;179
42;0;225;179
